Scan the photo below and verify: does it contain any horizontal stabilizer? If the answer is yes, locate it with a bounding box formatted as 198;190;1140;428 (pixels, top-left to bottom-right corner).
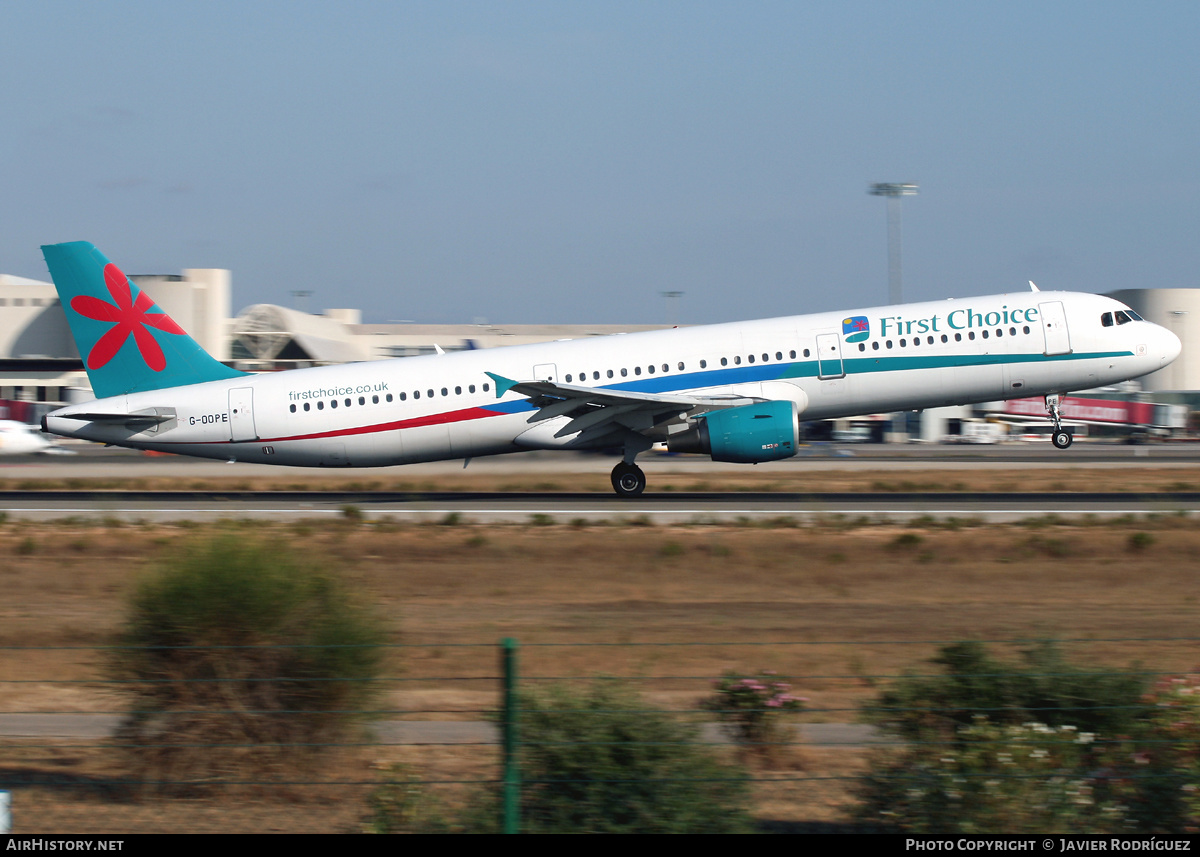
54;412;171;425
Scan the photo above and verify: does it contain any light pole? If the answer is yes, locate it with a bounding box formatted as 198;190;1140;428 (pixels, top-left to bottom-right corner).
868;182;918;304
290;290;313;314
660;290;684;326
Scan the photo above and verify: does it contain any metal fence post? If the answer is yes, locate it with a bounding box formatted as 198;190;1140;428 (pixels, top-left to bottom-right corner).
500;637;520;834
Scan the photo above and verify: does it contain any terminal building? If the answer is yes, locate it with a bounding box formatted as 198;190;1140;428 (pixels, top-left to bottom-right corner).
0;265;1196;437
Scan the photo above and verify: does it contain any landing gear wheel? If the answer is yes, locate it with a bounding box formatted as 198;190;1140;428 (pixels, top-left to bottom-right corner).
611;462;647;498
1052;430;1073;450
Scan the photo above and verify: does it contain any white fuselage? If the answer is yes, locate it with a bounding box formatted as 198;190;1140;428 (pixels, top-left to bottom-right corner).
44;290;1180;467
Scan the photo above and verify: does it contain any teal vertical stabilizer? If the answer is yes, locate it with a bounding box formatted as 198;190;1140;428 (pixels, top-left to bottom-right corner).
41;241;246;399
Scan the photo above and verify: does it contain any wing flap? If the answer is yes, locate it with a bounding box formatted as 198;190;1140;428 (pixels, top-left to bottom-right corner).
485;372;759;443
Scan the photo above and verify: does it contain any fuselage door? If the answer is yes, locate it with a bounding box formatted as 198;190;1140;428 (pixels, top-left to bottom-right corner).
533;363;559;383
815;333;845;380
229;387;257;442
1039;301;1073;356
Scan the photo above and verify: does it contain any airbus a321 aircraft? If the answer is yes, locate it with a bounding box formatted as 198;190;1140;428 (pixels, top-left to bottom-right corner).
40;242;1181;496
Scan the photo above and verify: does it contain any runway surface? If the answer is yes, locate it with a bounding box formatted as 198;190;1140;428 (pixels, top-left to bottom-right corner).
0;442;1197;521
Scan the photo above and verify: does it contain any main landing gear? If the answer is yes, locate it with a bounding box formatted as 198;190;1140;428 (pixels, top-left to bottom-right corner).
611;461;647;497
611;432;653;498
1045;393;1073;449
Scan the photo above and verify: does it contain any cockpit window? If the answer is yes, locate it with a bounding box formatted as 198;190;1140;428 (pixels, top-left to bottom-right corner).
1126;309;1143;321
1115;310;1132;325
1101;312;1113;327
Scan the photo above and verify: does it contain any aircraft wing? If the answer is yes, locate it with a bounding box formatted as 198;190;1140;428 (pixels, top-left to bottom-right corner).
486;372;756;443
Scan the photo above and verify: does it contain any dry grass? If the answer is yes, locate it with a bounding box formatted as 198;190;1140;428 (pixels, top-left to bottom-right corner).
3;511;1200;832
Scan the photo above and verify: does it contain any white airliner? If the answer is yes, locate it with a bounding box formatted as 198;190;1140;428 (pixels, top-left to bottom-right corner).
39;242;1181;495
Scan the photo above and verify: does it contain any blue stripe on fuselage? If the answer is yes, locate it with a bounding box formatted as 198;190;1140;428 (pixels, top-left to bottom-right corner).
478;350;1132;416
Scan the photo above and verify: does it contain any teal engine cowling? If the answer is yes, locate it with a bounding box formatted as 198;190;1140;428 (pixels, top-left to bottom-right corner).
666;401;799;463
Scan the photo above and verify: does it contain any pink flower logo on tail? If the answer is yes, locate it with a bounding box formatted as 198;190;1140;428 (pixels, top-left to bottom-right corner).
69;263;186;371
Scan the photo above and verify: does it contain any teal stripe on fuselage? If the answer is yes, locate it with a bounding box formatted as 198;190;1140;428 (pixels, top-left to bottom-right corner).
481;349;1132;416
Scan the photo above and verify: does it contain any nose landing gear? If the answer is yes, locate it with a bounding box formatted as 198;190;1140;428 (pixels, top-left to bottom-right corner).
1045;393;1073;449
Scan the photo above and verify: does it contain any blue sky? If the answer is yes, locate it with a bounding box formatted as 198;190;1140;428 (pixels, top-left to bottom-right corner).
2;1;1197;324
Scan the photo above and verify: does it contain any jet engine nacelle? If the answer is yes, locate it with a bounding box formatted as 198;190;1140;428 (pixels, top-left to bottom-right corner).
667;400;800;463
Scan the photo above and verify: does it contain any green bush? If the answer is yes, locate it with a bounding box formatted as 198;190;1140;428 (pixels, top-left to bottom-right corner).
110;534;387;789
702;671;806;756
865;641;1147;741
854;642;1200;834
495;681;752;833
366;764;452;834
366;681;754;833
856;717;1139;833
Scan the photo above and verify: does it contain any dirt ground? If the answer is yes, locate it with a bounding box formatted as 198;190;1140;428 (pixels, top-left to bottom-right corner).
2;476;1200;832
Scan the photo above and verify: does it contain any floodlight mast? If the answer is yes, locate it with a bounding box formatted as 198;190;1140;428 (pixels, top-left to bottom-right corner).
868;182;918;304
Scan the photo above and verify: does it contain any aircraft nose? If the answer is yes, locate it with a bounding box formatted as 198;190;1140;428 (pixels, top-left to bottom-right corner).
1161;326;1183;365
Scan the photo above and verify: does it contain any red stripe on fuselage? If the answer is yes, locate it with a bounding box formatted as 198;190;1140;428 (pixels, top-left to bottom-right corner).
257;405;503;444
